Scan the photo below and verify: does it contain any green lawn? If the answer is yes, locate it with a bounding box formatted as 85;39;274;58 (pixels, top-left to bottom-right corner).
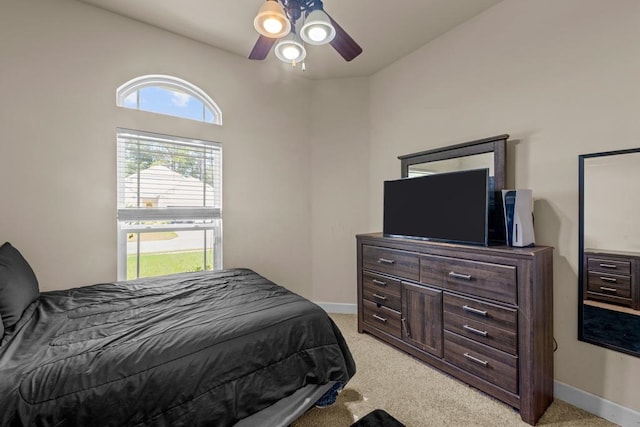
127;250;212;280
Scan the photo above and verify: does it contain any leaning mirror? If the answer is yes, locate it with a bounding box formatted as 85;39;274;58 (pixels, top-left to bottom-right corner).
399;134;507;191
579;148;640;356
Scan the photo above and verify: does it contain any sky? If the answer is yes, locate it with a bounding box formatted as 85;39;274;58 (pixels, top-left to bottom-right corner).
124;86;215;123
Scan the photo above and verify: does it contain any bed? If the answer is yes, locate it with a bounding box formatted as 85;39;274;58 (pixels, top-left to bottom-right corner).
0;243;356;426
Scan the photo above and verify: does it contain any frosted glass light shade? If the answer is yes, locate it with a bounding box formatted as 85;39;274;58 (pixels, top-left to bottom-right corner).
300;9;336;45
274;32;307;64
254;0;291;38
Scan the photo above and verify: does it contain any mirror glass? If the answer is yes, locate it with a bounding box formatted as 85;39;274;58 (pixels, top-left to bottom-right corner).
408;152;495;178
399;134;507;191
579;149;640;356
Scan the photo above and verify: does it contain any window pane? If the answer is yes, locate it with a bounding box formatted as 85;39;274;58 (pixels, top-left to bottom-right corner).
120;138;217;209
204;107;214;123
138;86;205;122
126;229;215;280
117;129;222;281
123;91;138;108
117;75;222;125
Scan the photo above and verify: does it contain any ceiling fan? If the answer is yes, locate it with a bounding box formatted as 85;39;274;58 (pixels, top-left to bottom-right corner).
249;0;362;67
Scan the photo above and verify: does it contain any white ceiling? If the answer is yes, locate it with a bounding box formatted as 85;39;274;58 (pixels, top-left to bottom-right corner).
78;0;502;80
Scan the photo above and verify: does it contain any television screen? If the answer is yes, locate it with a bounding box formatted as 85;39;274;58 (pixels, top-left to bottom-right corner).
383;168;489;246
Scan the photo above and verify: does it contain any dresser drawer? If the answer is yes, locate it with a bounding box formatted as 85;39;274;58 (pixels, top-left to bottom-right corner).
362;245;419;281
362;272;401;312
586;272;631;298
420;255;517;305
444;331;518;395
444;293;517;355
362;271;402;295
587;257;631;275
362;299;401;338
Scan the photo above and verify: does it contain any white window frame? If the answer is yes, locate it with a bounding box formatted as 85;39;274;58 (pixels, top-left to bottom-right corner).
116;75;223;125
116;128;222;281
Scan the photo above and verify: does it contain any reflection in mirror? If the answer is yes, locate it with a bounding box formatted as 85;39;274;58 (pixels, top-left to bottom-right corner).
579;149;640;357
399;134;507;191
408;152;495;178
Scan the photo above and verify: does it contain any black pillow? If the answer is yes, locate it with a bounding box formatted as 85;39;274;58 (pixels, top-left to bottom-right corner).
0;242;40;328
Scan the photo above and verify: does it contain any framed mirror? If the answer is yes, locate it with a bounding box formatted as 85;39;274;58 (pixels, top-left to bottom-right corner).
398;134;508;190
579;148;640;357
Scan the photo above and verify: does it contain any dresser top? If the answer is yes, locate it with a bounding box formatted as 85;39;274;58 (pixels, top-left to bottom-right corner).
357;232;553;258
585;248;640;259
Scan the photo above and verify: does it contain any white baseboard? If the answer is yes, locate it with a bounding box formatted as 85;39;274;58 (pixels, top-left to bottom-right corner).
554;380;640;427
315;302;357;314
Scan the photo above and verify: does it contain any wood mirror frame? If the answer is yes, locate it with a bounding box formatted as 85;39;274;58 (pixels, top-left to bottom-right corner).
398;134;508;191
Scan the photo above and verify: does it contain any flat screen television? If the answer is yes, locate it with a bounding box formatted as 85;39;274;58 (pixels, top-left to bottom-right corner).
383;168;489;246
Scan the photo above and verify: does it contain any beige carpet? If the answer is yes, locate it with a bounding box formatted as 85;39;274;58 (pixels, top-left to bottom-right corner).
293;314;615;427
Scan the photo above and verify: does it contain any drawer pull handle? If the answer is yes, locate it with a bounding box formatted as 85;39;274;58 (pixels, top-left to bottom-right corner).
401;317;411;338
462;305;488;317
372;293;387;301
600;277;617;283
372;279;387;287
449;271;472;280
599;263;617;269
372;314;387;323
463;324;489;337
599;286;617;293
378;258;395;265
463;352;489;367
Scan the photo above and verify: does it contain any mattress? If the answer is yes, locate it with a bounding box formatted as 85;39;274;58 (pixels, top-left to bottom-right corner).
0;268;356;426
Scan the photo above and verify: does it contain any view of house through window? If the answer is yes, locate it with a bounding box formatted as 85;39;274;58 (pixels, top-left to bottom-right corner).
116;129;222;280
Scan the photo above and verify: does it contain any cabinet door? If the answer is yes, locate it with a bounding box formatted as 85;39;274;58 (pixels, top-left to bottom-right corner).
401;282;443;357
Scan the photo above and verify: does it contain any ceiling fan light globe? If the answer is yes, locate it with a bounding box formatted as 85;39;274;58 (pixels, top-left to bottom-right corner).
274;33;307;63
254;0;291;38
282;46;300;60
300;9;336;45
263;18;283;35
307;26;327;42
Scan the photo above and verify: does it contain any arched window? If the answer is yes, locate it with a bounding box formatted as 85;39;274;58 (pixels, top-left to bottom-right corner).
116;75;222;125
115;76;223;281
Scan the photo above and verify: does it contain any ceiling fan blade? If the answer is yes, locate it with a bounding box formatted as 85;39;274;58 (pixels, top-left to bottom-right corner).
248;35;277;60
327;14;363;62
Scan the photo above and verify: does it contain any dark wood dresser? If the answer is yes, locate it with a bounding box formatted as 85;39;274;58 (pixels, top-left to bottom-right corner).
583;249;640;310
356;233;554;425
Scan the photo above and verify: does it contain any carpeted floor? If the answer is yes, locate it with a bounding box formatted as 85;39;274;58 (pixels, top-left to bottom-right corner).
293;314;615;427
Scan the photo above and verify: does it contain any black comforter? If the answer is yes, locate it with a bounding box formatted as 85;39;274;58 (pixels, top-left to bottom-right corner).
0;268;356;426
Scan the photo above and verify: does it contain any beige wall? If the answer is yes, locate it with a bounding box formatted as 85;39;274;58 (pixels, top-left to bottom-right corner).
368;0;640;412
309;78;370;303
0;0;313;296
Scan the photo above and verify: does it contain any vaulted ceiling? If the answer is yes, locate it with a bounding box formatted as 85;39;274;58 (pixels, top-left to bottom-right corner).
78;0;502;80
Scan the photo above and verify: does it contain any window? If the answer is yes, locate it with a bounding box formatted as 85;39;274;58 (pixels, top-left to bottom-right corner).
116;75;222;125
116;75;223;280
116;129;222;280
